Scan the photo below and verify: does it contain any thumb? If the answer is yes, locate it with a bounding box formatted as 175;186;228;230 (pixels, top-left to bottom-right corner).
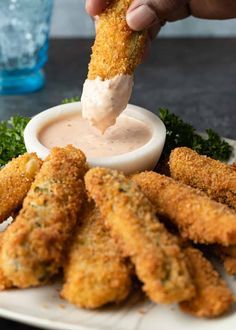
126;0;186;31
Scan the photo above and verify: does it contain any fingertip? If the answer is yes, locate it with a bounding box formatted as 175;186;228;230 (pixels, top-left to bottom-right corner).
85;0;96;16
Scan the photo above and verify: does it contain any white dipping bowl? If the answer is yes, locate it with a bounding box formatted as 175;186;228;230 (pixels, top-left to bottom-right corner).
24;102;166;174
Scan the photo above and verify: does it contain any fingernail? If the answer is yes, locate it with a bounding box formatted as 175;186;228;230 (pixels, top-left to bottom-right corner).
85;0;93;14
126;5;156;31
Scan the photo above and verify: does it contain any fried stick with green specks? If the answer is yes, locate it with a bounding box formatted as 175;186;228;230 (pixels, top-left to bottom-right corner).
61;202;132;309
1;146;88;288
85;168;195;304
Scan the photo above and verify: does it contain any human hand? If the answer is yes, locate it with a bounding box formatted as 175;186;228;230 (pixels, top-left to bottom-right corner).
86;0;236;41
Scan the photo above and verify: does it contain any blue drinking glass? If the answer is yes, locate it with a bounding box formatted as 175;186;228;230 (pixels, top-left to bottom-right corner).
0;0;53;94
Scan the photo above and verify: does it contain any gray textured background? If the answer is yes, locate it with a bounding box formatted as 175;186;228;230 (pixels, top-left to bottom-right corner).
51;0;236;37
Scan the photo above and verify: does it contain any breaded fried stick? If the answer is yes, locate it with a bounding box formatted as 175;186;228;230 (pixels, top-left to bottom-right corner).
215;245;236;275
180;247;233;318
1;146;88;288
231;163;236;171
223;256;236;275
85;168;195;304
169;147;236;209
133;172;236;246
81;0;147;133
0;153;42;223
61;202;132;309
175;236;233;317
0;233;12;290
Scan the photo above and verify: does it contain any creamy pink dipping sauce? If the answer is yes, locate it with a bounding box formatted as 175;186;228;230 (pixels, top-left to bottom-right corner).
38;113;152;158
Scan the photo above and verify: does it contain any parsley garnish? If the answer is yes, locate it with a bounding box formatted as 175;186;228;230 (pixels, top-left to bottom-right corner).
0;115;30;166
159;108;233;161
62;96;80;104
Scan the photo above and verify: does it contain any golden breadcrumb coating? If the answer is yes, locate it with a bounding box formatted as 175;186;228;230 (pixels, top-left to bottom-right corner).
169;147;236;209
231;163;236;171
61;202;132;309
88;0;147;80
180;247;233;317
215;245;236;275
1;146;88;288
85;168;195;304
0;153;42;223
223;257;236;275
0;233;12;290
132;171;236;246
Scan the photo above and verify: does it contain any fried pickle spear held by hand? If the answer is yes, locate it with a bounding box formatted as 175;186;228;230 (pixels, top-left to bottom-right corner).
85;168;195;304
169;147;236;209
0;153;42;223
81;0;147;133
180;247;233;318
61;202;132;309
1;146;88;288
132;172;236;246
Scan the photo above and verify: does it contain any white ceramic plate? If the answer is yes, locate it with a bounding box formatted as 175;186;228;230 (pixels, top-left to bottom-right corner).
0;138;235;330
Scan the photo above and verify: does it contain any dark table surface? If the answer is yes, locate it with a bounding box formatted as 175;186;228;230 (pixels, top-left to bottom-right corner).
0;38;236;330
